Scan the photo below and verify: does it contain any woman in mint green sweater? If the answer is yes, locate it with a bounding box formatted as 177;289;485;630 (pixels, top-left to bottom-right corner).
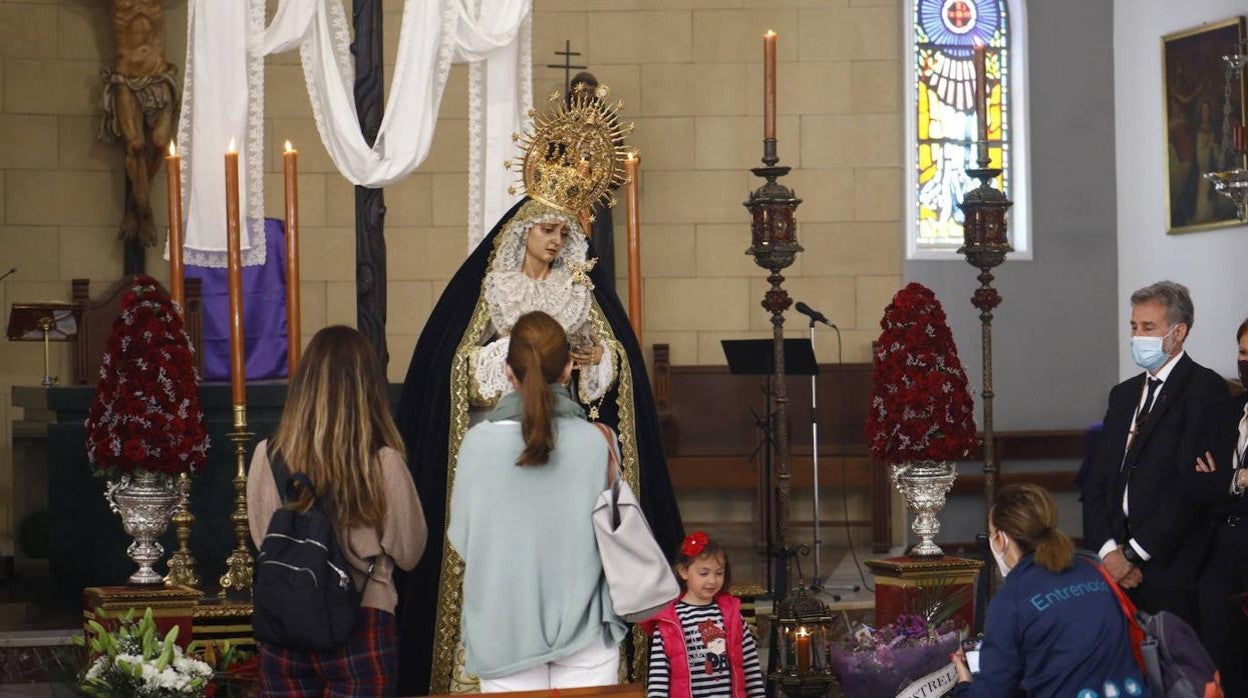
448;311;627;692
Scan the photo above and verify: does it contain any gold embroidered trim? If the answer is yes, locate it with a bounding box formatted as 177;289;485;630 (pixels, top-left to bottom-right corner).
430;236;501;694
429;238;650;692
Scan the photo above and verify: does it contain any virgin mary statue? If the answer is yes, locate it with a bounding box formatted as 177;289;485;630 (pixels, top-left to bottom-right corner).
394;89;684;695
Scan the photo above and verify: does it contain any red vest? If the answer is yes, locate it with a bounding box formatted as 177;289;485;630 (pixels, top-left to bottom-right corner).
644;594;748;698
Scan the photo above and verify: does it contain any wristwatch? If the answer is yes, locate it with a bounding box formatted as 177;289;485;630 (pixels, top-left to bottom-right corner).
1120;543;1146;567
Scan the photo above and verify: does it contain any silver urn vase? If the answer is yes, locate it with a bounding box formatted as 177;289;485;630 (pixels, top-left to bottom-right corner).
890;460;957;558
104;471;181;585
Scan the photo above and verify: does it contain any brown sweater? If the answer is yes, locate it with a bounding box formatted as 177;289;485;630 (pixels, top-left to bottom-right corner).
246;441;427;613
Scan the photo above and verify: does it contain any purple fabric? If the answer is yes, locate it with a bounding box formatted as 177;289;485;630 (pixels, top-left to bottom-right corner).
186;218;290;381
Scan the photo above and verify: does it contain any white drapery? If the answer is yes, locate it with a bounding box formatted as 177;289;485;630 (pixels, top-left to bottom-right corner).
176;0;531;267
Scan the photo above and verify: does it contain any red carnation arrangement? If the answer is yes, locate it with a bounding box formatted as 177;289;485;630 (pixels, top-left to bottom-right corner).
865;283;976;463
85;276;209;477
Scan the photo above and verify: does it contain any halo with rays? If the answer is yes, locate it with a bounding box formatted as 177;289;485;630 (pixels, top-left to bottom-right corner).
504;86;635;214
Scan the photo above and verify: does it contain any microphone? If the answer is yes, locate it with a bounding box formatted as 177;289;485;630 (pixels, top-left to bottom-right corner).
795;301;835;327
0;268;14;283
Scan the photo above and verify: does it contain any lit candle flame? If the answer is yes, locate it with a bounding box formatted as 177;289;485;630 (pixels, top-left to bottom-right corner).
227;138;236;153
284;140;294;152
796;626;809;637
168;141;177;157
764;30;776;37
625;148;638;161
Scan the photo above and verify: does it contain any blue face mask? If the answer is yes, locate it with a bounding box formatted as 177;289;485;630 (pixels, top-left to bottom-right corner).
1131;327;1176;372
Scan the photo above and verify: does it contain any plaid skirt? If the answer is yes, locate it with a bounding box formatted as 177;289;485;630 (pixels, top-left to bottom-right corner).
260;606;398;697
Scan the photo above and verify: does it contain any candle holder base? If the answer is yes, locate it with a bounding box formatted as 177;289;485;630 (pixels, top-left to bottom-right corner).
218;418;253;599
165;472;199;588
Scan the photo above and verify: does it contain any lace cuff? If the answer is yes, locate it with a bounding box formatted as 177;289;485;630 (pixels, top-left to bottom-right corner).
577;343;616;403
470;337;513;406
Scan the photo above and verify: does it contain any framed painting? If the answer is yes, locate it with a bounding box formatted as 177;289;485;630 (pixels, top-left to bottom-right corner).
1162;17;1246;233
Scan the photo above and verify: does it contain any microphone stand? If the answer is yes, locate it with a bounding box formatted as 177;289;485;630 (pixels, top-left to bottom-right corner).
798;302;863;599
808;315;824;589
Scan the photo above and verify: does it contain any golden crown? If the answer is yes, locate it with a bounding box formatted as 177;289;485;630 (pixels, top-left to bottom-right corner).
505;86;634;215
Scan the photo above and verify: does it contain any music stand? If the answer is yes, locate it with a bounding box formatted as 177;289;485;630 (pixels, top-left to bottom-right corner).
722;339;818;596
8;302;80;387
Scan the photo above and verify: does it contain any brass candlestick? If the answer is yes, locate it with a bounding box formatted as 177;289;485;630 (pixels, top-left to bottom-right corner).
36;315;57;387
164;472;199;587
958;144;1012;513
218;405;253;597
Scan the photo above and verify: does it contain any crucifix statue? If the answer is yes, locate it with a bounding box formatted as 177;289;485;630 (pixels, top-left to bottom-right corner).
99;0;180;271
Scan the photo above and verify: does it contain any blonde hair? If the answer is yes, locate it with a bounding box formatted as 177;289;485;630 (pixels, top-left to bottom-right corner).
271;325;405;530
990;484;1075;574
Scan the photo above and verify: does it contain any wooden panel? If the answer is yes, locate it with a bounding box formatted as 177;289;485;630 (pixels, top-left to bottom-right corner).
668;455;873;489
651;345;1093;554
659;362;873;457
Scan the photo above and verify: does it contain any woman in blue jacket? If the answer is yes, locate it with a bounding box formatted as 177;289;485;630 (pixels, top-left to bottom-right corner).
952;484;1147;697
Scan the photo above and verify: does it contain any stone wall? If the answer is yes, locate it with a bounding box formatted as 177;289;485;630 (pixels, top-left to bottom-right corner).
0;0;905;548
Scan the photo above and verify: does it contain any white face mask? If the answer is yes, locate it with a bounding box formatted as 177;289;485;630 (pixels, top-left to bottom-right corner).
991;531;1012;577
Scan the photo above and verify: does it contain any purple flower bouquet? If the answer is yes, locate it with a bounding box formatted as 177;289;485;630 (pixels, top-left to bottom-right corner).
829;615;960;698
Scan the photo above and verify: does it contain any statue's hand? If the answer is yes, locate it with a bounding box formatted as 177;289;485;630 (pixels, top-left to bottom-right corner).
571;343;603;367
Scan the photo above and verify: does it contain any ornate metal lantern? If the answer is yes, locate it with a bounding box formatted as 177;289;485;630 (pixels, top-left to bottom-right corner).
743;145;804;584
958;150;1012;510
769;585;837;697
1206;38;1248;221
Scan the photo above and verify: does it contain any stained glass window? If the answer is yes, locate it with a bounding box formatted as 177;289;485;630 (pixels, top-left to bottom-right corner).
912;0;1017;254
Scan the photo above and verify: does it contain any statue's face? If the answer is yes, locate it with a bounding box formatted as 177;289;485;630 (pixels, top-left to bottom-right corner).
524;220;568;267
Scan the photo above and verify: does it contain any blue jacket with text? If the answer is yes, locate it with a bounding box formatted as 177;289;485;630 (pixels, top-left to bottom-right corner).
954;555;1148;698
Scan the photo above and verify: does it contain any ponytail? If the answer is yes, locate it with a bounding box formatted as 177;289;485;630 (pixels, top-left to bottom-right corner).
1032;527;1076;574
506;312;571;466
990;484;1075;573
516;344;556;465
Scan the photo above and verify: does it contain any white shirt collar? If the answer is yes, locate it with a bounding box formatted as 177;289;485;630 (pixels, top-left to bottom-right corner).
1145;350;1186;383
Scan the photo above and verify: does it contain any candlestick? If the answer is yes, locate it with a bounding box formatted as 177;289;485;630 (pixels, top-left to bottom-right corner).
224;140;245;407
166;142;185;317
973;44;988;144
795;627;811;673
283;141;301;377
624;150;642;344
764;31;777;142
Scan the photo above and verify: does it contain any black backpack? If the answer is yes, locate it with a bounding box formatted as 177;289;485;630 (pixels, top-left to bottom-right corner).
252;447;360;651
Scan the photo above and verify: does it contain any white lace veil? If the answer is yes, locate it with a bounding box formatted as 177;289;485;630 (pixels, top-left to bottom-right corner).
488;200;588;275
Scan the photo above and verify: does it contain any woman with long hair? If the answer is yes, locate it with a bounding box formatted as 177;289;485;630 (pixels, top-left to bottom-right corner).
247;325;427;696
447;311;626;692
951;484;1146;697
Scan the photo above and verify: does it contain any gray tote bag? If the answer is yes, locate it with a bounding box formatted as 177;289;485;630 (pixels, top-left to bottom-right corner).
590;423;680;623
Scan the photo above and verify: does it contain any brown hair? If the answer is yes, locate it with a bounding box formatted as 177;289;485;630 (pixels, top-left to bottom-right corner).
673;537;732;595
990;484;1075;574
506;311;571;465
1236;316;1248;342
271;325;405;530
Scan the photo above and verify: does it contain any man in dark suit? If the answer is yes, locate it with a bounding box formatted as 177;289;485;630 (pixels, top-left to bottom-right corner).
1082;281;1227;627
1191;318;1248;694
